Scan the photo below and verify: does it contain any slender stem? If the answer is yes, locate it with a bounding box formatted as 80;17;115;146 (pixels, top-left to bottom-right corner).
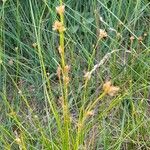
58;1;71;149
76;92;106;149
85;92;106;111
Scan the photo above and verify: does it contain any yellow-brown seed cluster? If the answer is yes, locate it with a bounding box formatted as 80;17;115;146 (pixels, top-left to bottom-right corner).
84;71;91;80
130;36;135;42
57;66;61;79
53;5;66;32
138;36;143;43
63;76;70;85
32;42;38;48
56;5;65;15
86;110;94;117
63;65;70;85
103;81;120;96
53;21;66;32
64;65;70;73
99;29;108;39
144;33;147;37
15;137;21;144
58;45;64;54
57;65;70;85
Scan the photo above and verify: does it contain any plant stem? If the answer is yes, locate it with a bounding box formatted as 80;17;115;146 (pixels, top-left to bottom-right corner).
58;1;71;149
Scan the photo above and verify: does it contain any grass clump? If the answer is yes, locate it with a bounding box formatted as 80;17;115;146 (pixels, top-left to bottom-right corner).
0;0;150;149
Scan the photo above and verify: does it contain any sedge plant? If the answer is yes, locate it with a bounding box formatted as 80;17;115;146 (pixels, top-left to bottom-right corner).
0;0;150;149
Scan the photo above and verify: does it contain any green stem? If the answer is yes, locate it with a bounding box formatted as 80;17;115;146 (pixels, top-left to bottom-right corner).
75;92;106;149
58;1;71;149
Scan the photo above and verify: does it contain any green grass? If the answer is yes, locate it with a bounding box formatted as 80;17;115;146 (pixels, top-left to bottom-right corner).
0;0;150;149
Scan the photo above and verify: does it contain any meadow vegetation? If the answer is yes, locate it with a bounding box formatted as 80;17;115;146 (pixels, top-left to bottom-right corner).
0;0;150;149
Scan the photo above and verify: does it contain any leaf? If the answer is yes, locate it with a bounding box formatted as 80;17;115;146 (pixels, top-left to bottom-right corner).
70;25;79;33
86;18;94;24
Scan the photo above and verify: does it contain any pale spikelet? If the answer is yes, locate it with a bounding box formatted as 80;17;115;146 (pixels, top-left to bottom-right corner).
84;72;91;80
84;50;120;81
99;29;108;39
63;76;70;85
15;137;21;144
91;64;99;73
57;66;61;79
99;16;104;22
138;36;143;43
56;5;65;15
15;47;18;51
86;110;94;117
109;27;115;32
58;45;63;54
32;42;38;48
64;65;70;73
130;36;135;42
47;72;50;76
116;32;121;38
9;111;16;116
103;81;120;96
144;33;147;37
18;90;22;94
8;59;13;66
53;21;66;32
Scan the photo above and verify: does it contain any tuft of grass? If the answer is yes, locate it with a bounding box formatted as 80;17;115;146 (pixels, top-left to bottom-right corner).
0;0;150;149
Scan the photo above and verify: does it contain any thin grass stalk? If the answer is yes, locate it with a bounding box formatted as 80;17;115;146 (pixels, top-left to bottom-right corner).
57;1;71;149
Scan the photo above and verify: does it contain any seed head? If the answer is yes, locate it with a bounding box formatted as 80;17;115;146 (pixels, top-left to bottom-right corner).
53;21;66;32
84;72;91;80
86;110;94;117
130;36;135;42
99;29;108;39
63;76;70;85
8;59;13;66
144;33;147;37
32;42;38;48
15;47;18;51
57;66;61;79
103;81;120;96
18;90;22;94
117;32;121;38
15;137;21;144
56;5;65;15
58;46;64;54
64;65;70;73
47;72;50;76
138;36;143;43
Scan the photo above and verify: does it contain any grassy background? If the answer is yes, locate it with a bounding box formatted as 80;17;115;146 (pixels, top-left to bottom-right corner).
0;0;150;149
